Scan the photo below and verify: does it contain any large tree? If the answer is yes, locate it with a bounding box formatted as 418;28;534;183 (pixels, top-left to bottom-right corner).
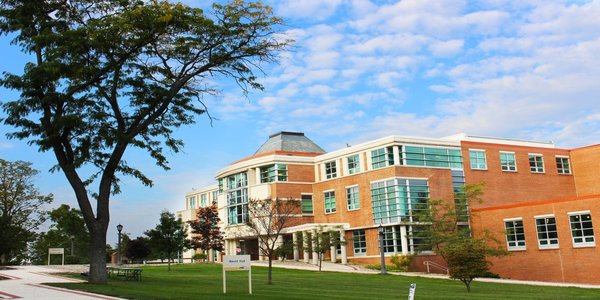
0;0;288;282
145;210;190;271
189;204;223;259
0;159;53;264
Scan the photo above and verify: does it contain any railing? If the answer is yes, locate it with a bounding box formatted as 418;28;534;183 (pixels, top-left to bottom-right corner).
423;261;449;275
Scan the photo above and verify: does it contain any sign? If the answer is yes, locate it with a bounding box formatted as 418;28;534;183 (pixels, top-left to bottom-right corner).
408;283;416;300
223;255;252;294
48;248;65;265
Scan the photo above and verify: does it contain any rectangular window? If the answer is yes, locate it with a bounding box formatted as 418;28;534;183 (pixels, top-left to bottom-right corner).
301;194;313;214
218;178;223;193
469;149;487;170
371;178;429;224
200;194;207;207
371;146;395;169
556;156;571;174
346;186;360;210
529;154;545;173
381;225;403;254
188;196;196;209
260;164;288;183
226;172;247;189
505;219;526;250
409;225;432;252
212;191;218;204
535;216;559;249
352;230;366;256
324;191;336;213
347;154;361;174
325;161;337;179
404;146;462;169
500;152;517;171
569;212;595;247
226;172;248;225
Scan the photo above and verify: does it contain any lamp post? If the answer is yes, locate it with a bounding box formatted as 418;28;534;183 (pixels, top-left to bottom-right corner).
378;224;387;275
117;224;123;265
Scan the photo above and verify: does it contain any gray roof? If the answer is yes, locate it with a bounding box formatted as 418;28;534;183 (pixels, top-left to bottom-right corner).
254;132;326;155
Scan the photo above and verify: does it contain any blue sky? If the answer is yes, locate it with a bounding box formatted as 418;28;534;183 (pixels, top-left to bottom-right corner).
1;0;600;244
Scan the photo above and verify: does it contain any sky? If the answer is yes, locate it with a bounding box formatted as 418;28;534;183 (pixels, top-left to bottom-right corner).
1;0;600;244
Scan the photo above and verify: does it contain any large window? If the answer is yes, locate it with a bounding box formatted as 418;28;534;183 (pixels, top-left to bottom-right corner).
505;219;526;250
371;146;395;169
381;225;403;254
324;191;336;213
352;230;366;256
212;191;218;204
301;194;313;214
469;149;487;170
499;152;517;171
569;212;595;247
200;194;207;207
556;156;571;174
535;216;559;249
346;186;360;210
371;178;429;224
188;196;196;209
347;154;361;174
404;146;462;169
325;161;337;179
260;164;288;183
226;172;248;225
218;178;223;193
529;154;545;173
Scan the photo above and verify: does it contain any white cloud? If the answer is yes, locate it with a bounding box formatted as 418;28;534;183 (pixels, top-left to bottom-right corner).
276;0;343;21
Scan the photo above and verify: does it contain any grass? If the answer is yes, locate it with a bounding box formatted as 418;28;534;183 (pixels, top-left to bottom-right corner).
49;264;599;300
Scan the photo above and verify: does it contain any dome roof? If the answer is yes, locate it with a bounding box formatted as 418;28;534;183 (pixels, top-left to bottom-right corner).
254;131;325;155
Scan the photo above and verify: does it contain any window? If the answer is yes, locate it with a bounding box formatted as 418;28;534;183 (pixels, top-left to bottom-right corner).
380;225;403;254
325;161;337;179
226;172;247;189
324;191;336;213
469;150;487;170
371;146;395;169
352;230;366;256
569;212;595;247
529;154;545;173
188;196;196;209
404;146;462;169
371;178;429;224
347;154;361;174
212;191;218;204
301;194;313;214
200;194;207;207
556;156;571;174
346;186;360;210
260;164;288;183
409;225;432;252
535;216;559;249
226;172;248;224
505;219;526;250
499;152;517;171
218;178;223;193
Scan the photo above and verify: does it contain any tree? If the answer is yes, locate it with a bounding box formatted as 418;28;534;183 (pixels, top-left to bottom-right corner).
189;204;223;260
415;183;507;292
311;226;343;272
125;237;151;264
0;159;53;264
145;210;190;271
245;197;300;284
0;0;289;283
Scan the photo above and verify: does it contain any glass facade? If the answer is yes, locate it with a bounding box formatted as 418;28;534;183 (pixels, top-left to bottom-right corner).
225;172;248;224
260;164;288;183
371;146;395;169
371;178;429;224
404;146;462;169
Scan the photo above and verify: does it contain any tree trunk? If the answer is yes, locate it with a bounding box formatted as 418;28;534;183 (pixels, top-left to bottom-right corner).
88;228;108;283
268;255;273;285
318;253;322;272
464;279;472;292
168;253;171;271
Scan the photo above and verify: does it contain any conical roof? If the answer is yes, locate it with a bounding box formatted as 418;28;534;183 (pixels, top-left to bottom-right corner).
254;132;325;155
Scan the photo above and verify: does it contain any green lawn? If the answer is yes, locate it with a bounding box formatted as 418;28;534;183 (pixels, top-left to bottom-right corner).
49;264;599;299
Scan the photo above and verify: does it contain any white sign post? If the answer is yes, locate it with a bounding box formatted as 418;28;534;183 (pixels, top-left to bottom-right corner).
223;255;252;294
48;248;65;266
408;283;416;300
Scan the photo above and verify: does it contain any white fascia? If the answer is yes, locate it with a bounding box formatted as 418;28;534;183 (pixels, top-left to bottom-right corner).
216;154;315;179
444;133;555;149
185;184;218;197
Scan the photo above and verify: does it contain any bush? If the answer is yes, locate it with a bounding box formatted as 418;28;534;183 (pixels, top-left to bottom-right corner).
390;254;413;271
479;270;501;278
65;255;88;264
365;264;404;272
192;253;207;263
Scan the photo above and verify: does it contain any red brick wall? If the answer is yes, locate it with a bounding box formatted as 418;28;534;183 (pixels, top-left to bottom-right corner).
461;141;576;209
472;195;600;284
571;145;600;196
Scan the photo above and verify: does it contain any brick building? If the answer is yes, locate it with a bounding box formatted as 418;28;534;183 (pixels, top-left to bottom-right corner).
178;132;600;284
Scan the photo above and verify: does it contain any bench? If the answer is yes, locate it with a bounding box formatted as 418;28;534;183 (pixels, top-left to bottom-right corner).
107;267;143;281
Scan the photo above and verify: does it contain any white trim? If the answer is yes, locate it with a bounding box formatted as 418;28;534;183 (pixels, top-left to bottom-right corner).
370;176;430;185
533;214;555;219
323;189;336;193
499;150;516;154
444;133;555;148
528;153;544;156
568;210;591;215
503;217;523;222
345;184;359;189
468;148;486;152
555;155;570;158
300;192;313;196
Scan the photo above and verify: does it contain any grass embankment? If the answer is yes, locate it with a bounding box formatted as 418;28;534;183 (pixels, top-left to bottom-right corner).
49;264;599;299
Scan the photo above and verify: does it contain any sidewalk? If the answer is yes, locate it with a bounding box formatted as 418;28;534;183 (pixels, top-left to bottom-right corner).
0;265;123;299
252;260;600;289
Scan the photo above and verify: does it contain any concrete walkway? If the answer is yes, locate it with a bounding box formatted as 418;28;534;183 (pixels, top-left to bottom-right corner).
0;265;122;299
252;260;600;289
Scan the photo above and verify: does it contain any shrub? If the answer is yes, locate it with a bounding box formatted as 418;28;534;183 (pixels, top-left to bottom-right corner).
390;254;413;271
192;253;207;263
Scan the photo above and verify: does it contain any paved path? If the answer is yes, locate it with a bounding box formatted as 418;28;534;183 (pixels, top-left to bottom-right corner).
252;260;600;289
0;265;122;299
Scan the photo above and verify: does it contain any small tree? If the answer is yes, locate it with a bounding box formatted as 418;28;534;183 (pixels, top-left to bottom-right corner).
443;236;492;292
125;237;151;264
245;197;300;284
189;204;223;260
311;227;343;271
145;211;190;271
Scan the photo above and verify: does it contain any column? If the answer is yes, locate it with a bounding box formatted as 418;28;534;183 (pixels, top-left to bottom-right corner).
393;145;401;165
293;232;299;261
330;233;337;263
312;229;319;265
400;226;409;255
303;231;310;263
339;229;347;264
276;236;284;261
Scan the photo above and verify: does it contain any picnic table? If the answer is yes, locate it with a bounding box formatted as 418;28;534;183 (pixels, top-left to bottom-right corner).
107;266;143;281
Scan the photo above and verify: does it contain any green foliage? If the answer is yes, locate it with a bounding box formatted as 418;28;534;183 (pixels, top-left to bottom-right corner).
0;0;289;283
145;210;190;271
310;226;345;271
125;237;151;264
390;254;413;271
0;159;53;264
192;253;207;263
273;240;294;261
365;264;405;272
